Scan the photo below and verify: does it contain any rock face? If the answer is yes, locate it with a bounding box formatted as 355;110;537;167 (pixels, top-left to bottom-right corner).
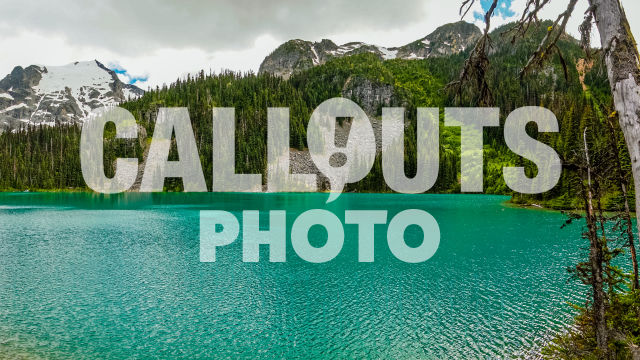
395;20;482;59
258;39;339;79
0;60;144;131
342;76;394;115
259;21;482;78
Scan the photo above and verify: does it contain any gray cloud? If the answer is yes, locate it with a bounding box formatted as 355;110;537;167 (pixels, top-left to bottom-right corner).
0;0;428;55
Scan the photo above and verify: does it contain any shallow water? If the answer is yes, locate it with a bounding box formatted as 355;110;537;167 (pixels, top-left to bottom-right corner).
0;192;586;359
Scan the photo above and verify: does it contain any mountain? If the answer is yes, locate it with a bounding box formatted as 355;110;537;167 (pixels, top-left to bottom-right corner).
259;21;482;78
0;60;144;131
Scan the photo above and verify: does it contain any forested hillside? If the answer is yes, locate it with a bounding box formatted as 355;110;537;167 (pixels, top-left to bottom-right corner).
0;21;629;209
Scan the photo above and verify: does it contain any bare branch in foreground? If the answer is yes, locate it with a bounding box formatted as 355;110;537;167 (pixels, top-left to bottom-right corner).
519;0;578;79
447;0;498;106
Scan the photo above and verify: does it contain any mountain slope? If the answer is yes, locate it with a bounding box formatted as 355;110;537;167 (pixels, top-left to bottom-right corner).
259;21;482;79
0;60;144;131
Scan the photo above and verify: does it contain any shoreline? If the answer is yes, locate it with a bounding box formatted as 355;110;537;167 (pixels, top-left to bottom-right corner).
0;189;573;212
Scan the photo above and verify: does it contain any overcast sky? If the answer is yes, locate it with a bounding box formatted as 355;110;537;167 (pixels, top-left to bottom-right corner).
1;0;638;89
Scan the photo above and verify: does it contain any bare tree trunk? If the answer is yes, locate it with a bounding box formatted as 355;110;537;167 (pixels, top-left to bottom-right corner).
583;128;609;355
606;117;639;289
589;0;640;239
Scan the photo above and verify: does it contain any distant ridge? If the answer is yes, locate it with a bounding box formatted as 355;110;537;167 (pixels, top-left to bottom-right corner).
259;21;482;78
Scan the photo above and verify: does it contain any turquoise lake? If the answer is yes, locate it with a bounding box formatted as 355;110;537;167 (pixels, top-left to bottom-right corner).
0;193;587;359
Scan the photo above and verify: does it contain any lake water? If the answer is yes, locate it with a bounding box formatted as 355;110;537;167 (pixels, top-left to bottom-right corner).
0;193;586;359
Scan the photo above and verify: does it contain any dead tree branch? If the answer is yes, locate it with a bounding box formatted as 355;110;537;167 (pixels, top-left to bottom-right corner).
503;0;551;43
447;0;498;106
519;0;578;79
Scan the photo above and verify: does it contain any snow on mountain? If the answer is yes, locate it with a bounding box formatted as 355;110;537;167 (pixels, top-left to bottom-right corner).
0;60;144;131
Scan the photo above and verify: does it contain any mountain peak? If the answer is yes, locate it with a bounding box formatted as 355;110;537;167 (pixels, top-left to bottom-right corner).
0;60;144;131
259;21;482;78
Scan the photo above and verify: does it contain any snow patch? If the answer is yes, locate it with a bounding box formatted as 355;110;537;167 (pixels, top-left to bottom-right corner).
1;103;27;113
310;45;321;65
333;42;366;55
35;61;112;94
34;61;123;118
378;46;398;60
122;88;139;101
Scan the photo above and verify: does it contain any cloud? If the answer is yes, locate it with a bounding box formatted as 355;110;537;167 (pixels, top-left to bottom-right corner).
0;0;639;89
108;63;148;85
473;0;516;22
0;0;429;56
